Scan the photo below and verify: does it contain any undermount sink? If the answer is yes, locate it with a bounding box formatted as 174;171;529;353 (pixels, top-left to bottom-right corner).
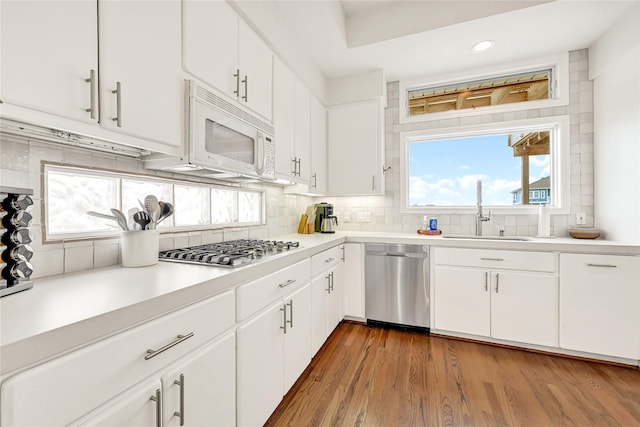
442;234;531;241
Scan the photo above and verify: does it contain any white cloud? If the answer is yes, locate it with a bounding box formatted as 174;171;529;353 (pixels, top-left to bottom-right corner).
485;178;521;195
456;174;487;190
459;165;470;170
530;155;550;167
409;176;461;205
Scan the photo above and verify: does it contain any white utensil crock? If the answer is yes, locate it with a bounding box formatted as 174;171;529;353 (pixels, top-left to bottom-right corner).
121;230;159;267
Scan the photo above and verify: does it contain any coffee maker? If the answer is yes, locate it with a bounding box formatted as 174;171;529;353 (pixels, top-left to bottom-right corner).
314;202;334;232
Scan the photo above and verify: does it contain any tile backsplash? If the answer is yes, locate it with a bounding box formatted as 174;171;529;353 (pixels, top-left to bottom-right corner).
321;49;594;237
0;136;310;278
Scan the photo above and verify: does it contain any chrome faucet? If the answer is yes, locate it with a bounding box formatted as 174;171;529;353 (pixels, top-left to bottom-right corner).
476;180;490;236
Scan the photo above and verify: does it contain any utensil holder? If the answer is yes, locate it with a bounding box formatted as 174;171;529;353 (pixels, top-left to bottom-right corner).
121;230;159;267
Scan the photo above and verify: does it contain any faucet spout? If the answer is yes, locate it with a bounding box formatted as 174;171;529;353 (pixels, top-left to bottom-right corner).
476;180;490;236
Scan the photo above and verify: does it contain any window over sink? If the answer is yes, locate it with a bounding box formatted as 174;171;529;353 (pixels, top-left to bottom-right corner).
44;164;264;240
400;116;570;214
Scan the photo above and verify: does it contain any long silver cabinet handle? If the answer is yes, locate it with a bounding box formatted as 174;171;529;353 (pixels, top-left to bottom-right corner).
495;273;500;293
325;274;331;293
291;158;297;175
312;173;317;188
586;263;617;268
144;332;194;360
111;81;122;127
372;175;376;191
242;75;248;101
278;278;296;288
150;389;161;427
287;300;293;328
233;69;240;97
173;374;185;426
484;272;488;291
280;305;287;334
85;69;96;119
341;246;345;262
330;272;334;292
481;257;504;261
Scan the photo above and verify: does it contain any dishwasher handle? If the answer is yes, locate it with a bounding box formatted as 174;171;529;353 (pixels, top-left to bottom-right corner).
366;251;428;258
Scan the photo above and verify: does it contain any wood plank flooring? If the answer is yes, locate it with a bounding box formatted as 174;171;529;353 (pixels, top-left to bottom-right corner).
265;322;640;427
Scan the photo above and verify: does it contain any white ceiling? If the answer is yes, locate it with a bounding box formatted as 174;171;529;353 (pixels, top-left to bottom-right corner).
235;0;636;83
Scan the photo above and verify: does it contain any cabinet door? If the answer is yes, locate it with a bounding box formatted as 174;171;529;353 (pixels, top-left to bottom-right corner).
238;19;273;120
283;283;312;393
328;99;385;195
69;378;161;427
98;0;182;150
310;95;328;194
293;79;311;183
343;243;365;319
491;271;557;347
433;266;490;336
559;254;640;359
236;302;284;427
182;0;238;100
162;332;236;427
327;268;341;333
273;58;296;180
0;0;98;123
311;273;330;355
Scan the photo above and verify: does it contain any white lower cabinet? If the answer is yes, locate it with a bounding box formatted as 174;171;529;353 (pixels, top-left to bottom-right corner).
342;243;365;319
310;246;342;355
433;248;557;347
235;261;312;427
236;283;311;427
559;253;640;359
71;332;236;427
0;290;235;426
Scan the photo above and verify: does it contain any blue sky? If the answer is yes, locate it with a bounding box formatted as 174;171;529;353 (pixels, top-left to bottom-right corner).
408;134;550;206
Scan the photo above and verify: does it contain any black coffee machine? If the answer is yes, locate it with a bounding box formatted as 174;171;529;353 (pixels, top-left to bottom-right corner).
314;202;334;232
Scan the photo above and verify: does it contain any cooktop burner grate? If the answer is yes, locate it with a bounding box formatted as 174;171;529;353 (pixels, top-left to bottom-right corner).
158;239;300;267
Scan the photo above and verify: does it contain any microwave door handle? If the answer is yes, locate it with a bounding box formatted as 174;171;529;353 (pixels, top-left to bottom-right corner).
256;133;265;175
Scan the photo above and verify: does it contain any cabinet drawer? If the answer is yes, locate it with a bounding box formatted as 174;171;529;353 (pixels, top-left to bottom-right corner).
0;290;235;426
237;259;311;321
311;246;341;277
434;247;555;272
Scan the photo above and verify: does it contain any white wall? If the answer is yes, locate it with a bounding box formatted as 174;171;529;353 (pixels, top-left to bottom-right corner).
589;2;640;243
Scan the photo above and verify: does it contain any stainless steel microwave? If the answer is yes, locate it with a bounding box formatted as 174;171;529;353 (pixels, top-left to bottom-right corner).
145;80;275;181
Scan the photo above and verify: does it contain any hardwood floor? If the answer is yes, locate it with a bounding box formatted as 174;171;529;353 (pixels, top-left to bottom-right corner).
265;322;640;427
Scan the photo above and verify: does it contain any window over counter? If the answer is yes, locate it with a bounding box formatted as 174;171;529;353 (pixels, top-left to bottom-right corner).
400;116;570;214
399;53;569;124
407;69;552;116
44;164;265;240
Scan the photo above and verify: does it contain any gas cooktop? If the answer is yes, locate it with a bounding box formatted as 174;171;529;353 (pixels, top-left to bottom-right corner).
158;239;300;267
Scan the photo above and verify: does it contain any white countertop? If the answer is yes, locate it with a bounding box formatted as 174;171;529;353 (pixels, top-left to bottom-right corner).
1;231;638;375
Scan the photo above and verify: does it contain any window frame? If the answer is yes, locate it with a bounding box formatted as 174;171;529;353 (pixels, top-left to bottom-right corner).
399;115;571;215
399;53;569;124
43;163;265;241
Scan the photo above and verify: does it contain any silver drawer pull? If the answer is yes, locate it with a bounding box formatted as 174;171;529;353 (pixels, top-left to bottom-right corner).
278;278;296;288
85;69;96;119
481;257;504;261
586;263;617;268
145;332;194;360
111;81;122;127
325;257;335;263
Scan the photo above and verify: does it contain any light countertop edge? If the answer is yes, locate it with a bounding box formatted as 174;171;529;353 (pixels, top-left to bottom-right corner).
1;232;638;375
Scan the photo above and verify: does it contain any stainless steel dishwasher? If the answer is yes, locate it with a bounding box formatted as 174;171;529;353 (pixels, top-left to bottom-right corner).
364;243;430;333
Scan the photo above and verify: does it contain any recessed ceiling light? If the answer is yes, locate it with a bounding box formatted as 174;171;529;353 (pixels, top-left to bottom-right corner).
472;40;494;53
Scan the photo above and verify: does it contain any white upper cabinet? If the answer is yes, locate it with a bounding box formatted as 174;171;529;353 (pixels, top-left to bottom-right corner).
273;58;310;184
0;0;98;123
98;0;183;149
309;94;327;194
182;0;273;121
328;99;385;195
1;0;184;154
